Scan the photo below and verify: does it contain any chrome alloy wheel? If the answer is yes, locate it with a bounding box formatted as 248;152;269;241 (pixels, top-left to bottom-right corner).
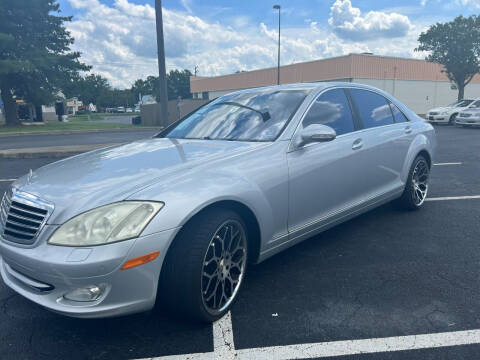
412;159;429;206
201;220;247;316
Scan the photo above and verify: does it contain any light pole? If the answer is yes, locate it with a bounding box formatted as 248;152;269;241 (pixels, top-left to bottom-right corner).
273;4;281;85
155;0;169;127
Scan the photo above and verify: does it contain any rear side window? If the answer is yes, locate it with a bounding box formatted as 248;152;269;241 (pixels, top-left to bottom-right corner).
350;89;394;129
390;103;409;123
302;89;355;136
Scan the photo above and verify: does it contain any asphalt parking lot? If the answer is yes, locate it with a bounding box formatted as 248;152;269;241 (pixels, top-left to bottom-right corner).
0;125;479;359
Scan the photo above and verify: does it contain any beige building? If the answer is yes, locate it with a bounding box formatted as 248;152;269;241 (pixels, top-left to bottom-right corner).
190;53;480;115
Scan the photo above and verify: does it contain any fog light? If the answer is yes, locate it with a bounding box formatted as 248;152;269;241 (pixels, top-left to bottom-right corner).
64;285;106;302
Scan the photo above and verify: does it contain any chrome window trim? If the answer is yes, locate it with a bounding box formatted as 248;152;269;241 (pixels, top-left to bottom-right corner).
287;85;412;152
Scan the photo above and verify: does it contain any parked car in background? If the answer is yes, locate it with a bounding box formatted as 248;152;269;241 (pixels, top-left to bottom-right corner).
126;108;133;113
116;106;126;113
0;83;436;322
456;99;480;127
426;99;476;124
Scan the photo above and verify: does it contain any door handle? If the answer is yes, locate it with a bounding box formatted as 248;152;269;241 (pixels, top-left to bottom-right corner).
405;126;413;134
352;138;363;150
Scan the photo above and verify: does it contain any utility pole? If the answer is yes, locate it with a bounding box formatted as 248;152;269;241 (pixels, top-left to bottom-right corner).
273;5;281;85
194;65;199;76
155;0;169;127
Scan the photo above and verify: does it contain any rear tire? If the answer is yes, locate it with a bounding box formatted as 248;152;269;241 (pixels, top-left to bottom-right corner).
394;155;430;210
160;208;248;323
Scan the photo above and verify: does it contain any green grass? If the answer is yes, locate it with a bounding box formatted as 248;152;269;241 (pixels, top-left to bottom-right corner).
68;113;107;121
0;119;151;134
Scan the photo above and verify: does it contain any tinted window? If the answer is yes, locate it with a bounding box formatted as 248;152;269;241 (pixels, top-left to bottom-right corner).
302;89;355;136
165;89;310;141
350;89;394;129
390;103;409;123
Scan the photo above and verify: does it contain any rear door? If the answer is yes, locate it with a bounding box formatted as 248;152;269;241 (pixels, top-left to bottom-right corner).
347;88;412;195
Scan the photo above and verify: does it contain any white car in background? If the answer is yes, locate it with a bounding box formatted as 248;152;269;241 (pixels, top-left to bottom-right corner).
456;99;480;127
426;99;476;124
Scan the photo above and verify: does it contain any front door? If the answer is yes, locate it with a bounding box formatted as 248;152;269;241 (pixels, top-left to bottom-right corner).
287;88;368;237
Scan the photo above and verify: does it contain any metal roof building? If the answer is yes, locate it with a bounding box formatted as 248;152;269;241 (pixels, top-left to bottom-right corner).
190;53;480;114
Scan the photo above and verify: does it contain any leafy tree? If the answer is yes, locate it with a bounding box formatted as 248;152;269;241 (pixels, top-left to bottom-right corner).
131;69;192;103
416;15;480;101
62;74;111;106
131;76;158;102
0;0;89;125
167;69;192;100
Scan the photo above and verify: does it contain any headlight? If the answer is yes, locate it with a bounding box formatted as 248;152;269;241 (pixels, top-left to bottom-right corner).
440;111;449;115
48;201;164;246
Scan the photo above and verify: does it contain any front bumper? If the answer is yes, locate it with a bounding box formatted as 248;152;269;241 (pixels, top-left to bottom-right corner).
426;115;448;123
0;227;178;318
455;117;480;126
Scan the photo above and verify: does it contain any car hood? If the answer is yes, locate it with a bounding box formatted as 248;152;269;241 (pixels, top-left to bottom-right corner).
13;138;267;223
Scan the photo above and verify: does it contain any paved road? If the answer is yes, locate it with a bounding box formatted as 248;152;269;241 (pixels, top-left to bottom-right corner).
0;129;159;150
101;115;136;124
0;125;479;359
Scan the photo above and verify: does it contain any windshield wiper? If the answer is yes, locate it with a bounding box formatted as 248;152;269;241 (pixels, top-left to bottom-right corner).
213;101;271;121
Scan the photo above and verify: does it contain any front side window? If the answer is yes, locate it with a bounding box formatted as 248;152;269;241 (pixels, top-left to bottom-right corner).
164;89;310;141
302;89;355;136
390;103;409;123
349;89;394;129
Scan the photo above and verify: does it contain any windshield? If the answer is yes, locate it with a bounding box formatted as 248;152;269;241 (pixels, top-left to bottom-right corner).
163;89;310;142
468;100;480;109
454;100;473;107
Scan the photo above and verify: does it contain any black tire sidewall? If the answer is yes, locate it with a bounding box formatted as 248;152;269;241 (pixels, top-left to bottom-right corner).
406;156;428;209
162;208;248;322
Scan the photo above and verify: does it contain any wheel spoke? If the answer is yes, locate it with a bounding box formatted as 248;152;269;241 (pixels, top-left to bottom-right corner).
201;219;247;315
412;159;429;205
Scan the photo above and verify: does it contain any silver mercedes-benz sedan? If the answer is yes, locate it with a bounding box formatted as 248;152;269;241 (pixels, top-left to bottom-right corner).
0;83;436;322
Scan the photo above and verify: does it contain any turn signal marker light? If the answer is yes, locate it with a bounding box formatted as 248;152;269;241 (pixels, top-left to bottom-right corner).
121;251;160;270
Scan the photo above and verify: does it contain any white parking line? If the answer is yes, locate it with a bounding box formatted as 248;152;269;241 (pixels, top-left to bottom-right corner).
427;195;480;201
0;179;16;182
434;162;463;166
213;311;236;359
235;329;480;359
150;315;480;360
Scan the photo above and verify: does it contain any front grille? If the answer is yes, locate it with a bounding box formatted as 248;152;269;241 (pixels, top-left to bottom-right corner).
429;112;439;116
460;113;472;118
0;190;53;245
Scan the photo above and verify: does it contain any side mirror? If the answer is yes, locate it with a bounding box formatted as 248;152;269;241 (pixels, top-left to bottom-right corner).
294;124;336;148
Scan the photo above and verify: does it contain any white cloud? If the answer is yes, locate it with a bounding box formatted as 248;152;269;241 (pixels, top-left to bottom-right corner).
454;0;480;8
329;0;412;41
67;0;420;89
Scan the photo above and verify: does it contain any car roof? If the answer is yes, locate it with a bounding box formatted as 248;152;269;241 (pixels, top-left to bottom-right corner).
225;81;384;96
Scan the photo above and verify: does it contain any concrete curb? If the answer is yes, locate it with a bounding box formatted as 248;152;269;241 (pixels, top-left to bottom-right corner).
0;127;161;137
0;143;120;159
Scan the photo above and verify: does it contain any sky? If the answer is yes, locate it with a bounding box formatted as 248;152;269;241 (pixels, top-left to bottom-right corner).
56;0;480;88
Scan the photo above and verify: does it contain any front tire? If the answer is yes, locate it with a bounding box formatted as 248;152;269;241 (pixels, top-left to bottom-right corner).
161;208;248;322
395;155;430;210
449;113;457;125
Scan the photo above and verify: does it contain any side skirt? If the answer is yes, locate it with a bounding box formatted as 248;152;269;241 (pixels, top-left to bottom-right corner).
257;188;403;263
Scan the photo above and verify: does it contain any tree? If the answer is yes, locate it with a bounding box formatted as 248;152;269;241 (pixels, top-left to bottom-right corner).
131;69;192;103
131;76;158;102
62;74;111;105
416;15;480;101
167;69;192;100
0;0;89;125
